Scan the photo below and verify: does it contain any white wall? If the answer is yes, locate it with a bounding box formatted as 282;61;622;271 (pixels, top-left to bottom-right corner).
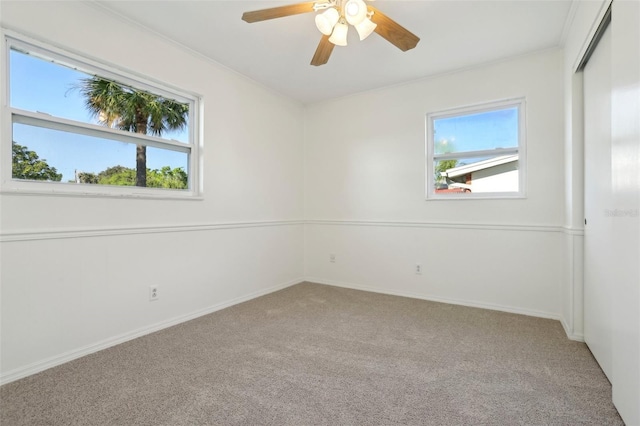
0;1;305;383
304;49;565;319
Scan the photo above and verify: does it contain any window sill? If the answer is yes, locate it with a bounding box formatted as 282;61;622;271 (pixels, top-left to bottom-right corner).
0;186;203;201
425;193;526;201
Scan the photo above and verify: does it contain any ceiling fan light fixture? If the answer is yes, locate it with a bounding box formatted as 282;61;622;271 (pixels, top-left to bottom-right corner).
328;21;348;46
315;7;340;35
354;16;377;40
344;0;367;25
241;1;420;67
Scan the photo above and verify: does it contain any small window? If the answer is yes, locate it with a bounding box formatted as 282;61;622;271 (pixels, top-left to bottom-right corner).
3;34;200;198
426;98;525;199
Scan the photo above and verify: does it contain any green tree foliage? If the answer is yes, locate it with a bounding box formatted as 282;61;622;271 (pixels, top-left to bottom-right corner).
96;166;136;187
78;77;189;187
76;172;98;184
78;165;187;189
12;142;62;182
147;166;188;189
434;138;459;186
435;159;458;185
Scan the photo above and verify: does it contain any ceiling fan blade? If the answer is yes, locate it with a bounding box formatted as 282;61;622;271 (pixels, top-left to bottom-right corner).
311;35;334;66
242;2;317;23
369;6;420;52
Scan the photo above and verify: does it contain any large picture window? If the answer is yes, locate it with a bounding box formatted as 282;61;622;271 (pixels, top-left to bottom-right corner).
2;34;200;198
426;98;525;199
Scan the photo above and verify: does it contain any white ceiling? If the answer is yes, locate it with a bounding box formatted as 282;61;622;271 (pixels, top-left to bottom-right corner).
95;0;574;104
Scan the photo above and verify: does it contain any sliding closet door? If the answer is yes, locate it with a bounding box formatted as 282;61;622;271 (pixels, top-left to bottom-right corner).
583;24;613;381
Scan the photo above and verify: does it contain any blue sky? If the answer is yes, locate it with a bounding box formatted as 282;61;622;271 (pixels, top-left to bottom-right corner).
10;49;188;182
433;107;518;156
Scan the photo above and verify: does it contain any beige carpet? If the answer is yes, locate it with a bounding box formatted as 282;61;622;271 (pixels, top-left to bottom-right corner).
0;282;623;425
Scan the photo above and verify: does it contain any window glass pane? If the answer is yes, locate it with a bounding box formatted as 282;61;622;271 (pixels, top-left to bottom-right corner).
433;107;518;154
146;147;189;189
9;48;189;144
434;154;519;194
12;123;188;190
428;99;524;198
10;49;90;123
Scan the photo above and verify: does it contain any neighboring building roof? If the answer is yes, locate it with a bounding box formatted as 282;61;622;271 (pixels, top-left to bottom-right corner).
442;154;518;178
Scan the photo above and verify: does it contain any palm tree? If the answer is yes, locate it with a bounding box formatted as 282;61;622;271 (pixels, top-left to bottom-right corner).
79;78;189;187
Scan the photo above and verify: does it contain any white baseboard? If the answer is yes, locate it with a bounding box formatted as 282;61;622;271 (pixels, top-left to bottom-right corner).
0;277;304;386
560;317;585;342
312;276;587;343
306;276;564;322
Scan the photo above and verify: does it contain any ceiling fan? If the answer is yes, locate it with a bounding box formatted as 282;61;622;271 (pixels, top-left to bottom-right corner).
242;0;420;66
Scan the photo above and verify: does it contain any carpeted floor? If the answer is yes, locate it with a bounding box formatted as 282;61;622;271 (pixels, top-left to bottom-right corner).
0;282;623;425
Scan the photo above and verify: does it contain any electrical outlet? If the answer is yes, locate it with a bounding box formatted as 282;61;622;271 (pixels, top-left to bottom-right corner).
415;264;422;275
329;253;336;263
149;285;159;301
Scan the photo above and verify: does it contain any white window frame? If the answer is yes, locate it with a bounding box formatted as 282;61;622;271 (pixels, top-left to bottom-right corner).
1;31;202;199
425;98;526;200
